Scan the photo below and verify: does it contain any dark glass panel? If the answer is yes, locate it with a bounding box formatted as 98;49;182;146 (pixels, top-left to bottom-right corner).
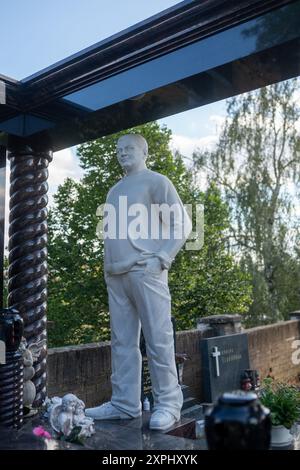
62;3;300;112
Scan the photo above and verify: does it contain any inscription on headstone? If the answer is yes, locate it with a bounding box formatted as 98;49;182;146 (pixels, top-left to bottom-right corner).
141;356;153;403
140;331;154;405
201;333;250;402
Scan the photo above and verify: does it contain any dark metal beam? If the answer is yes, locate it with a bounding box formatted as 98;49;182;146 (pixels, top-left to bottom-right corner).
0;0;299;152
21;1;300;151
21;0;297;104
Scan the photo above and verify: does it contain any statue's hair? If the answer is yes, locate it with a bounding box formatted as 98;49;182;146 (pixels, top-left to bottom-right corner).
62;393;78;403
117;134;148;155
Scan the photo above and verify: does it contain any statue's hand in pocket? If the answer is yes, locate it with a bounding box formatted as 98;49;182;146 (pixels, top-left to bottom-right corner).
137;256;162;275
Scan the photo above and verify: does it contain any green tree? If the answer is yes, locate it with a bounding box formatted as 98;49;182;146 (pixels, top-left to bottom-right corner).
48;122;252;347
194;78;300;325
170;183;252;330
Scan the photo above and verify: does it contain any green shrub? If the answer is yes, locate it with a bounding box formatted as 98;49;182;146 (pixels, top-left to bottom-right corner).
260;378;300;429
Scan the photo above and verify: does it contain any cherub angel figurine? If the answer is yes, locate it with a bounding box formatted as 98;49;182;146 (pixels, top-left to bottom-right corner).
74;399;95;437
20;337;47;414
44;396;62;418
50;393;77;437
49;394;95;438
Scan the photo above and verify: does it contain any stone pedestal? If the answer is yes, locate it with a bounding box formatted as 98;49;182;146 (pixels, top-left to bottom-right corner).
289;311;300;321
197;314;242;338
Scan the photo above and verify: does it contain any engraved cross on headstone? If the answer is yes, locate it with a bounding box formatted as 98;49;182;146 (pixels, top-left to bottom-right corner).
212;346;221;377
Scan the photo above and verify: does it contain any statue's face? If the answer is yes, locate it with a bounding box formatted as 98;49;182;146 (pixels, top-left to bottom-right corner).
116;135;145;172
69;401;76;412
62;396;76;412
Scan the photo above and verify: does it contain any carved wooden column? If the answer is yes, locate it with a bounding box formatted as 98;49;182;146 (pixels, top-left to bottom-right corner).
7;143;53;407
0;145;6;309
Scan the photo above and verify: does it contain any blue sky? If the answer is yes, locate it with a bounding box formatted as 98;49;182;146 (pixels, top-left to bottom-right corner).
1;0;227;222
1;0;183;80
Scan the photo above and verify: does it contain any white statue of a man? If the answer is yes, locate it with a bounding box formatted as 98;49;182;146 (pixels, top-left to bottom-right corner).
86;134;192;430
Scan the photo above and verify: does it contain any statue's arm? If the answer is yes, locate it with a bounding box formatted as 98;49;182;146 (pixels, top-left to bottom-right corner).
153;176;192;269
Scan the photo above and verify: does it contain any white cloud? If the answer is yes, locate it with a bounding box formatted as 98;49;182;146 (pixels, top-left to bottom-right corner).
209;114;226;129
170;134;218;160
48;147;84;205
169;112;226;160
4;146;84;252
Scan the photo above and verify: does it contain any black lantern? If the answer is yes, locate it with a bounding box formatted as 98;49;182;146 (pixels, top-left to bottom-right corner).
0;308;24;429
205;391;271;450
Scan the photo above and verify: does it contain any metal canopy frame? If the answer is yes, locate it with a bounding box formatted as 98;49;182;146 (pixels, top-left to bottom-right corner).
0;0;299;408
0;0;299;152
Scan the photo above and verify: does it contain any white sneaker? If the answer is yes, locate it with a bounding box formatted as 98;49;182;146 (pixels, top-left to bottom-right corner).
85;402;134;420
149;410;179;431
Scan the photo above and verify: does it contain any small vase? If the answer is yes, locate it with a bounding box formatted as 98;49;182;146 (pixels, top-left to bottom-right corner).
271;425;293;447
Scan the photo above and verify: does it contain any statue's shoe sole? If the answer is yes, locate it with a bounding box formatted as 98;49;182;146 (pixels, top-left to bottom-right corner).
149;418;179;431
85;409;141;420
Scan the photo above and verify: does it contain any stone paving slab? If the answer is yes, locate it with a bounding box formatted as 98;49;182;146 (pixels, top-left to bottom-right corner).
0;412;206;451
1;412;299;450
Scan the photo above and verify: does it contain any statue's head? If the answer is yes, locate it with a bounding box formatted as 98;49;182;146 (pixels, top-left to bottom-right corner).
62;393;78;412
116;134;148;173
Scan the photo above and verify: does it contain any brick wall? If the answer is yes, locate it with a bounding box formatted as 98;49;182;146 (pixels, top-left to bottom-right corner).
247;321;300;383
48;342;112;406
47;320;300;406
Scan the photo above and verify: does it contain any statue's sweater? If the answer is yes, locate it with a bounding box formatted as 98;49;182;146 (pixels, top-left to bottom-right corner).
103;169;192;275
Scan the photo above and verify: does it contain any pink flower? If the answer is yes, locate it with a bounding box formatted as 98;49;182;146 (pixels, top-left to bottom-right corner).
33;426;51;439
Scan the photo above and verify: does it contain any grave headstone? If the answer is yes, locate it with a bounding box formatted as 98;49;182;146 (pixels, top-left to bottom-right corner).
201;333;250;403
289;311;300;321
